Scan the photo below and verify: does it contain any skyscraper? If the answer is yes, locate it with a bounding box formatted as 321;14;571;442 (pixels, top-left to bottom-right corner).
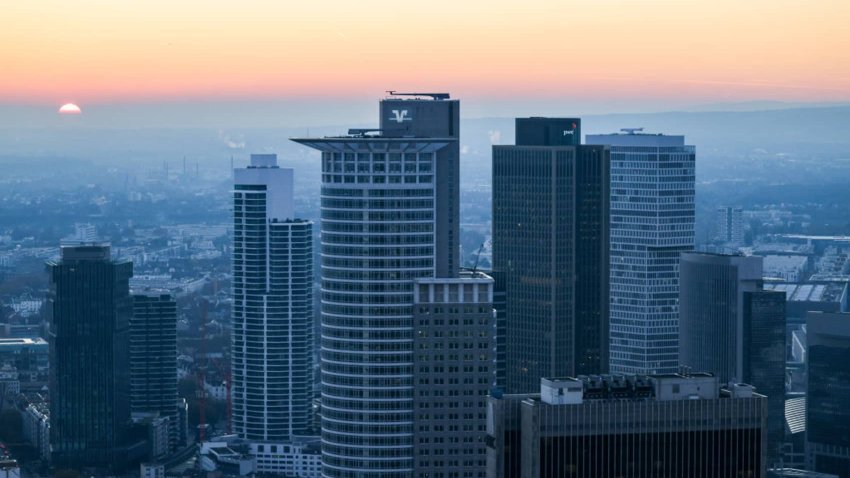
293;92;460;477
231;154;314;443
493;117;609;393
587;130;696;375
679;252;786;464
806;311;850;477
47;244;135;469
717;206;745;245
130;290;179;454
412;272;496;477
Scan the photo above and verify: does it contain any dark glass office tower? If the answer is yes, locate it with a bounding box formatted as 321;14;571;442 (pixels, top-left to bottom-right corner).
806;312;850;477
679;253;787;465
493;117;610;393
47;244;134;470
744;289;787;466
131;291;179;453
293;93;459;477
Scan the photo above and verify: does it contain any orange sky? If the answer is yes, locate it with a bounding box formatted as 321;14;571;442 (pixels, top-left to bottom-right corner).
3;0;850;106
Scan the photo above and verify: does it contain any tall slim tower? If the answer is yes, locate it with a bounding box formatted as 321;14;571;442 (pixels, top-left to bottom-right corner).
493;117;610;393
587;130;695;375
293;93;460;477
231;154;314;442
130;290;179;453
806;312;850;475
47;244;134;470
679;252;786;464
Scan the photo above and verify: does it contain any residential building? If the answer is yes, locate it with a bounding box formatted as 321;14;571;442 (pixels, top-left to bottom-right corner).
231;153;314;443
718;206;744;245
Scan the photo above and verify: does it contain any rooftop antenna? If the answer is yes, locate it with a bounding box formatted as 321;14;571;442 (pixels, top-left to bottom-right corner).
620;127;644;135
386;91;450;100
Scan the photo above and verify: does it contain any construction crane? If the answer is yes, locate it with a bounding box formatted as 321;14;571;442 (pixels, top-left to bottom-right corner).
471;243;485;273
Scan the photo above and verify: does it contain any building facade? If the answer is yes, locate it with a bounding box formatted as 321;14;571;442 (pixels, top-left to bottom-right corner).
718;206;745;245
293;93;460;477
47;244;135;469
0;337;48;393
679;253;786;464
412;272;496;477
587;131;696;375
806;312;850;477
493;117;610;393
130;291;179;453
487;374;767;478
231;154;314;442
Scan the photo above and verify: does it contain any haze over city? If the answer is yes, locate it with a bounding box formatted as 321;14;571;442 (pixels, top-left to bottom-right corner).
3;2;850;478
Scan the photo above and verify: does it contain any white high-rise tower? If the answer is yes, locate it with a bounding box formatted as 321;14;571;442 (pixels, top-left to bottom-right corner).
587;130;695;375
294;93;461;478
231;153;314;442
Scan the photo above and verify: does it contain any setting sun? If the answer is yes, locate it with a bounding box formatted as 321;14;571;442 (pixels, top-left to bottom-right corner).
58;103;82;114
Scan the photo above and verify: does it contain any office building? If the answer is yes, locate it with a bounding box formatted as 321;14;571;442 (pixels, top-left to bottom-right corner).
587;130;695;375
231;153;314;443
718;206;744;245
679;253;786;464
412;272;496;477
487;374;767;478
0;337;48;392
493;117;609;393
490;270;507;389
293;92;460;477
47;244;136;469
130;291;178;454
806;312;850;477
745;289;788;465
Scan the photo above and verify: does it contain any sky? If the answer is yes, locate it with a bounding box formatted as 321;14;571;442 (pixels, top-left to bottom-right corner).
2;0;850;126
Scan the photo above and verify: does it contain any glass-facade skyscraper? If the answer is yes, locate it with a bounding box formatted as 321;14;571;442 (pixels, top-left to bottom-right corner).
493;118;610;393
587;131;695;375
130;290;179;453
678;252;786;464
231;154;314;442
806;311;850;476
294;94;460;477
47;244;134;470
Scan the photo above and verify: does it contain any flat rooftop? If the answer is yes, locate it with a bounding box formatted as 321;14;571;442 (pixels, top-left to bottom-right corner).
764;282;846;303
0;337;48;347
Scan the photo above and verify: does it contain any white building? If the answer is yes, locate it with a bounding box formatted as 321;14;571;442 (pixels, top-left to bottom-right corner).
22;403;50;460
250;440;322;477
140;462;164;478
293;94;461;477
587;130;696;374
231;154;314;444
718;206;744;245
